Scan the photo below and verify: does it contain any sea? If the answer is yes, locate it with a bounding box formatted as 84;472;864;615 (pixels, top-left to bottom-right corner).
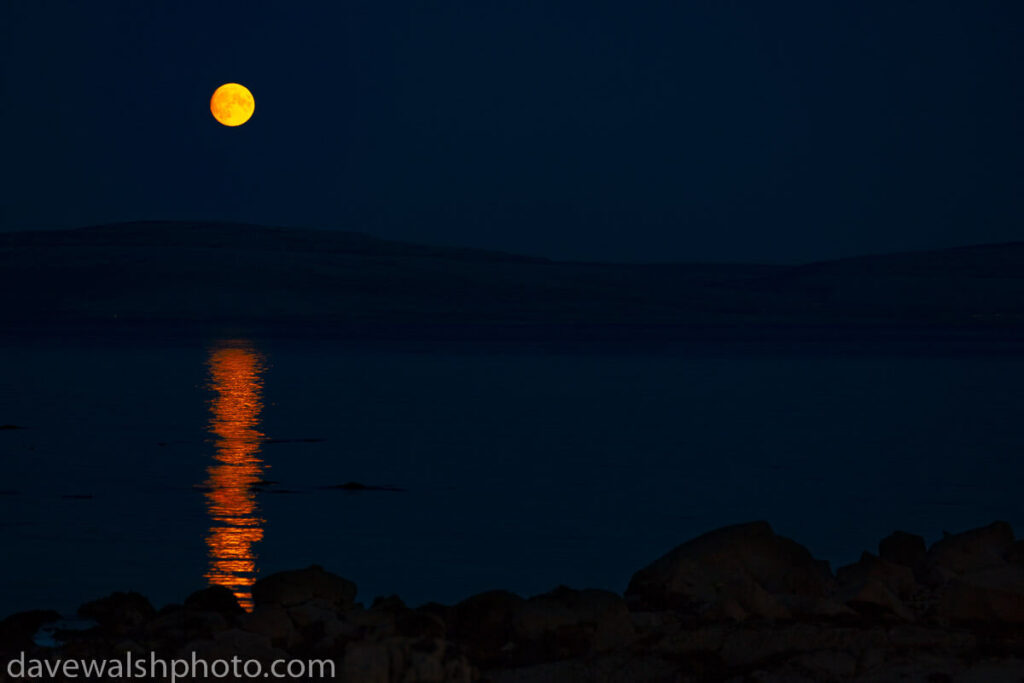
1;331;1022;615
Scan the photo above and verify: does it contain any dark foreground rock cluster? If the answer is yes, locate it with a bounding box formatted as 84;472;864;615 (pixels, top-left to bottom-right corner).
2;521;1023;682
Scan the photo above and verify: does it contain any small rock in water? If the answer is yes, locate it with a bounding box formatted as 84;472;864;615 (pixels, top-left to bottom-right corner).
0;424;25;430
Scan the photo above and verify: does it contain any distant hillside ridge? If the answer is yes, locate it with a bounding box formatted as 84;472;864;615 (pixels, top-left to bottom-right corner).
1;222;1022;336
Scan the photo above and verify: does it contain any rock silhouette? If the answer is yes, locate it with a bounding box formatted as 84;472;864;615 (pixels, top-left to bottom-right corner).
3;521;1023;682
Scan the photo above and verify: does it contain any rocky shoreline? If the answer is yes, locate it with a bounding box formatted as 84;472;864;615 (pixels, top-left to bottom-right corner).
2;521;1023;682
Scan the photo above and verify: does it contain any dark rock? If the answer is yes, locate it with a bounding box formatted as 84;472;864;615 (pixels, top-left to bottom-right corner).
448;590;524;664
484;653;689;683
776;594;856;619
144;607;229;644
879;530;927;575
512;586;635;663
395;611;446;640
183;585;245;617
835;579;915;621
15;521;1024;680
0;424;25;430
335;596;446;647
78;592;155;636
937;566;1024;623
415;601;451;624
155;602;183;617
625;521;833;619
837;552;918;599
928;521;1015;577
340;641;391;681
179;628;286;662
284;598;348;649
1005;540;1024;569
0;609;60;651
239;605;297;649
343;636;474;683
252;565;356;610
370;594;407;612
834;552;919;622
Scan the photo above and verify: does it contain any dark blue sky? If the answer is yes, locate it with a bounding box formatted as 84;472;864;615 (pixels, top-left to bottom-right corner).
3;1;1022;262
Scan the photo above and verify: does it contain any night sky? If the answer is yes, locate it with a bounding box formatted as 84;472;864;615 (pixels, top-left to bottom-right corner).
4;1;1022;263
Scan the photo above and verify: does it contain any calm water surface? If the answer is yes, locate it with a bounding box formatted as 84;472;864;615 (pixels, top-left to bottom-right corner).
1;336;1022;615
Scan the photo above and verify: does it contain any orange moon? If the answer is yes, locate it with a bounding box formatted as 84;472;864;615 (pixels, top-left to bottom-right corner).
210;83;254;127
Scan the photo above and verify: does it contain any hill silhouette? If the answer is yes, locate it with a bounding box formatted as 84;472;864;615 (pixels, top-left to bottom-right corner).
2;222;1022;338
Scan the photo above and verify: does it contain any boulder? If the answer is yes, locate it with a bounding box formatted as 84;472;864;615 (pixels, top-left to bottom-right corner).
715;622;852;668
287;598;365;650
927;521;1015;577
511;587;635;662
836;552;917;599
400;638;473;683
394;611;446;641
0;609;60;651
447;590;524;664
625;521;832;618
835;578;914;621
78;592;156;636
956;658;1024;683
287;599;338;630
370;595;406;612
183;585;244;617
342;637;474;683
354;593;446;643
320;617;362;646
1005;540;1024;568
791;650;858;679
936;565;1024;623
878;530;927;575
831;548;921;618
144;606;228;644
701;575;790;621
239;605;298;649
483;654;681;683
348;605;400;635
341;641;390;683
336;600;444;649
179;628;286;663
251;566;356;610
775;594;856;619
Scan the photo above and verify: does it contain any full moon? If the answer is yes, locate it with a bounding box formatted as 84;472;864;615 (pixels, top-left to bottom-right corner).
210;83;255;127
